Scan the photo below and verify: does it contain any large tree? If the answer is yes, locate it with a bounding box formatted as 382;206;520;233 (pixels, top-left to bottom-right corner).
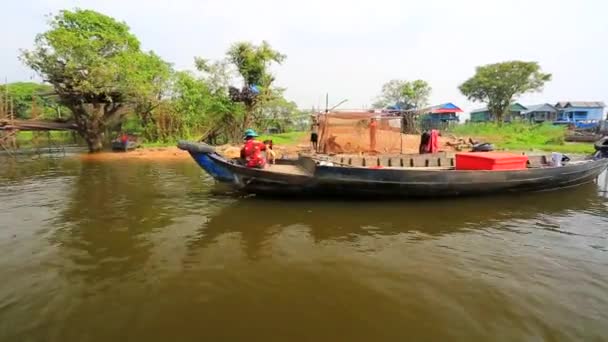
21;9;171;152
193;41;286;139
225;41;286;130
373;79;431;110
459;61;552;123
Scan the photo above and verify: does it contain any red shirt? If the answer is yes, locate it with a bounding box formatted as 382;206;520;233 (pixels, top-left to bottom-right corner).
242;139;266;168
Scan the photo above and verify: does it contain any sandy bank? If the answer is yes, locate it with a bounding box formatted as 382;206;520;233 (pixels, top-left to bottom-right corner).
78;146;191;162
74;134;465;162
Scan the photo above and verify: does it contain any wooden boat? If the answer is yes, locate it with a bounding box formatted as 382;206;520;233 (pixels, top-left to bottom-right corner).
177;140;608;198
111;140;138;152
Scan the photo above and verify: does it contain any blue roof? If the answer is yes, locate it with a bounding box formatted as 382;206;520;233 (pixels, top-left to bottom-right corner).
441;102;460;110
422;102;463;113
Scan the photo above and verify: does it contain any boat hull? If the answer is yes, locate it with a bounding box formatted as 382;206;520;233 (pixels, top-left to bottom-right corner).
179;142;608;198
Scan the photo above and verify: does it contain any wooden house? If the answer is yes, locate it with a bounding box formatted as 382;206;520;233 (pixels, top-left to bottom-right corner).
470;103;527;123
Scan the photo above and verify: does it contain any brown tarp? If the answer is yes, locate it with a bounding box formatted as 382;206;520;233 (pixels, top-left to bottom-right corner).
317;111;404;155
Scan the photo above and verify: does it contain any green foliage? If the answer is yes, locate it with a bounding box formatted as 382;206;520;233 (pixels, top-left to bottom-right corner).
373;79;431;109
459;61;552;123
0;82;69;119
257;131;306;145
19;10;299;148
225;41;286;131
452;122;594;153
226;41;286;87
254;87;300;133
21;9;171;152
22;9;141;97
193;41;289;140
194;58;232;93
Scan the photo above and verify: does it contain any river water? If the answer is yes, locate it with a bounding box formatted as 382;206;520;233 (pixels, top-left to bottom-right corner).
0;155;607;341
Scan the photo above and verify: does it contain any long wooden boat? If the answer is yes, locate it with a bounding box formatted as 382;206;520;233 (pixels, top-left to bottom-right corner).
178;140;608;198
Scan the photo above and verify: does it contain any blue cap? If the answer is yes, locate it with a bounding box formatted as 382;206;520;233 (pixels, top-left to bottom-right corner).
244;129;258;137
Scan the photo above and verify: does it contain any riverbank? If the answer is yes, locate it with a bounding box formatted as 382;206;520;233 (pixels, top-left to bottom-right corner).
8;126;597;162
451;122;595;154
78;146;191;162
76;132;311;162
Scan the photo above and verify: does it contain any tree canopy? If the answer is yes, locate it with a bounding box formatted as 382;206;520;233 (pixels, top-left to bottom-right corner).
21;9;171;152
459;61;552;123
226;41;286;88
223;41;286;130
373;79;431;110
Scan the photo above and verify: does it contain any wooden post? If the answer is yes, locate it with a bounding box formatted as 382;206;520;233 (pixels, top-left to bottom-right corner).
4;77;8;119
400;127;403;154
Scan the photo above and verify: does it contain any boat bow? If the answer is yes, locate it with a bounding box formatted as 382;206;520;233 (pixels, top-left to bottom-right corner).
178;141;236;182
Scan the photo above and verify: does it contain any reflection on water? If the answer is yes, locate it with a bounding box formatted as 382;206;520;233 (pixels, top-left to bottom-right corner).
0;156;607;341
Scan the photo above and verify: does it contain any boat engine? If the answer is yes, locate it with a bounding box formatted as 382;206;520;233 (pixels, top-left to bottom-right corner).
471;143;494;152
594;137;608;158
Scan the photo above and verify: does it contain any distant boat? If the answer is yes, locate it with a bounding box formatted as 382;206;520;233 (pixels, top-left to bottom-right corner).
111;140;138;152
177;139;608;198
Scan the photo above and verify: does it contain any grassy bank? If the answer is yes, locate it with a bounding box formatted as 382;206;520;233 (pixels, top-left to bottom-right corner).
258;131;306;145
451;123;594;154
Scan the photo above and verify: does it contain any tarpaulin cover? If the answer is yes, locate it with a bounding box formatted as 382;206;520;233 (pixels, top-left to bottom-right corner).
317;111;403;154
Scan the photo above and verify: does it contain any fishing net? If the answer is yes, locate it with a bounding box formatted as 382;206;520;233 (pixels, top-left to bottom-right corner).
317;111;404;154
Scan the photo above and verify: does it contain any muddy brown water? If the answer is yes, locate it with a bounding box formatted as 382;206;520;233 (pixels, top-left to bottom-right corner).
1;155;607;341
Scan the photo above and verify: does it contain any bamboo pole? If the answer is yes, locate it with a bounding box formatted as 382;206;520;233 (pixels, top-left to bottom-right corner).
4;76;8;118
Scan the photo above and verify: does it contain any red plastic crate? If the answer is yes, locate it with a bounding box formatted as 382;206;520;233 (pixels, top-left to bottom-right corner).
455;152;528;171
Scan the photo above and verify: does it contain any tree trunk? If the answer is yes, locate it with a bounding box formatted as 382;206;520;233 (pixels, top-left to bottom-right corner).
495;114;503;126
84;130;104;153
71;103;107;153
243;105;253;131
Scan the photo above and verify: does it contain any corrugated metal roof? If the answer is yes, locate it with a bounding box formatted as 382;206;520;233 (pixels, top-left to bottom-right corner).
555;101;606;108
522;103;558;114
470;107;488;114
470;103;527;113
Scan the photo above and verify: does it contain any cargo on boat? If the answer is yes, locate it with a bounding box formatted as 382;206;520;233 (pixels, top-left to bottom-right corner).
177;137;608;198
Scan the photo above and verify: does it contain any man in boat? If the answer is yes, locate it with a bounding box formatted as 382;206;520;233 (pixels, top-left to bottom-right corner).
310;116;319;152
120;132;129;149
241;129;267;168
419;129;439;154
369;117;378;152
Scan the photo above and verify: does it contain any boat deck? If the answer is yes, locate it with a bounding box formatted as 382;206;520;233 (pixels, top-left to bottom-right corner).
266;164;312;176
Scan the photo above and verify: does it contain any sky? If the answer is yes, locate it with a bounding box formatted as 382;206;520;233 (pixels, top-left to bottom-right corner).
2;0;608;116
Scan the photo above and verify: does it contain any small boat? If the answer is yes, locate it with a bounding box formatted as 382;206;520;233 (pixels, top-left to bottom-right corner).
177;139;608;198
111;140;138;152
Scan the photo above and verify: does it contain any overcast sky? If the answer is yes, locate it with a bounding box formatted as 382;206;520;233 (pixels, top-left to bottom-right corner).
2;0;607;115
